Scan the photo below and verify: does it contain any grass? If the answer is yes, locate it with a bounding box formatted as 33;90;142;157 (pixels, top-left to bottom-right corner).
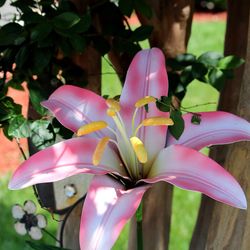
0;20;226;250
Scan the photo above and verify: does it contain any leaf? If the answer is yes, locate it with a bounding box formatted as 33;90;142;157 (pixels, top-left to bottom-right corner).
27;241;70;250
69;35;86;52
0;96;22;122
191;62;208;79
0;0;6;7
30;48;52;74
197;51;223;67
156;96;172;112
53;12;81;30
0;23;23;46
69;12;91;33
52;118;73;139
208;68;225;91
119;0;134;17
175;53;196;66
169;110;185;140
218;55;245;70
30;120;55;149
30;22;52;42
180;66;193;86
15;46;29;68
8;115;30;138
134;0;153;19
191;114;201;125
29;81;47;115
130;25;153;42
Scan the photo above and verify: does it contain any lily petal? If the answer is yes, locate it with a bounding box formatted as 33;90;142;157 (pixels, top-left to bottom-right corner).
80;175;149;250
9;138;125;190
120;48;169;166
167;111;250;150
144;145;247;209
42;85;114;138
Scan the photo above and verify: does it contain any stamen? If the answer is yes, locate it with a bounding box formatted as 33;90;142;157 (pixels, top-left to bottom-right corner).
135;96;156;108
92;137;110;166
77;121;107;136
130;136;148;164
134;116;174;136
106;99;121;112
142;116;174;126
106;108;116;117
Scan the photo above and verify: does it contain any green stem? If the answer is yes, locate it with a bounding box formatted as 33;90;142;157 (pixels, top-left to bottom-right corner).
136;203;143;250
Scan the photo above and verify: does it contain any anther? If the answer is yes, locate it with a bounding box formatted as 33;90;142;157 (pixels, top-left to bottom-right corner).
106;99;121;112
135;96;156;108
142;117;174;126
77;121;108;136
92;137;110;166
130;136;148;163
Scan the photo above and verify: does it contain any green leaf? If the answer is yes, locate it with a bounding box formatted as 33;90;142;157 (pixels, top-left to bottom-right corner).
21;12;44;24
30;120;55;149
180;66;193;86
113;37;140;55
191;62;208;79
218;55;245;70
156;96;172;112
30;48;52;74
134;0;153;19
30;22;52;42
29;81;47;115
130;25;153;42
53;12;81;30
52;118;73;139
0;23;23;46
191;114;201;125
8;115;30;138
69;12;91;33
119;0;134;17
197;51;223;67
15;46;29;68
27;241;70;250
208;68;225;91
175;53;196;66
0;96;22;122
169;110;184;140
69;35;86;52
0;0;6;7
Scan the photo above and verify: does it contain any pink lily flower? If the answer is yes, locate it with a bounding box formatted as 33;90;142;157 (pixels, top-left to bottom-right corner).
9;48;250;250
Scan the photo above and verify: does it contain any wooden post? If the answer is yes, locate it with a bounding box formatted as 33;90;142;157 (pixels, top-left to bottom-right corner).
190;1;250;249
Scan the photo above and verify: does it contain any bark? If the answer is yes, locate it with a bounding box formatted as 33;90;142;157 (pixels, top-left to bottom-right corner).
137;0;194;58
128;1;194;250
190;1;250;249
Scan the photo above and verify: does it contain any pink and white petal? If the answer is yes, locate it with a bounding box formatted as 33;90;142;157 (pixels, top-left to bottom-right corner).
167;111;250;150
80;175;149;250
143;145;247;209
9;137;126;190
120;48;169;165
42;85;114;138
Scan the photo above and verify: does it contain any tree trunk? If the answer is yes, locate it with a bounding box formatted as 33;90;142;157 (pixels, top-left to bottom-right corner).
128;1;194;250
190;1;250;249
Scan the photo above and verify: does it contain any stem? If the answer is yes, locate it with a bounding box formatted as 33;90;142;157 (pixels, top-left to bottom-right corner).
136;203;143;250
15;138;27;160
42;228;60;243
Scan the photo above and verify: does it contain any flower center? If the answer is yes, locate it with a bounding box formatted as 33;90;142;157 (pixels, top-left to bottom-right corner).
77;96;173;180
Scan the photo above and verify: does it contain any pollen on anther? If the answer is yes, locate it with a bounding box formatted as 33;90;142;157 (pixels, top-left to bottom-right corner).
142;117;174;126
92;137;110;166
130;136;148;164
106;99;121;112
77;121;108;136
135;96;156;108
